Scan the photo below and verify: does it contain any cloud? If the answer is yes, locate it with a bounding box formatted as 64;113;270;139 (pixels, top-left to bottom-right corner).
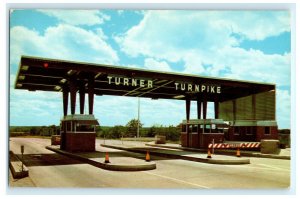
10;24;119;68
37;10;110;26
144;58;172;72
116;11;289;59
115;10;290;129
116;10;290;87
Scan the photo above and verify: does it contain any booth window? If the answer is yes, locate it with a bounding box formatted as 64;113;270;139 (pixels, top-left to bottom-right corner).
182;125;186;132
234;127;240;135
246;127;253;135
264;127;271;135
76;124;94;132
211;124;217;133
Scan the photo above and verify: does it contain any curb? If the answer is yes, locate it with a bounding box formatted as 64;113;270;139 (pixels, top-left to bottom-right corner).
9;151;29;179
145;143;290;160
46;146;156;171
101;144;250;165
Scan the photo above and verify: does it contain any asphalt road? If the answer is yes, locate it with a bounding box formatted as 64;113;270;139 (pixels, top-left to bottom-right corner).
8;137;290;191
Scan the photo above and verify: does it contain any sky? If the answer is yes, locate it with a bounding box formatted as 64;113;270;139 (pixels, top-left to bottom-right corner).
9;9;291;129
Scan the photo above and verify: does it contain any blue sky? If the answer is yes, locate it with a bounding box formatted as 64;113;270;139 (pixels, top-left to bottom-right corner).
9;9;291;129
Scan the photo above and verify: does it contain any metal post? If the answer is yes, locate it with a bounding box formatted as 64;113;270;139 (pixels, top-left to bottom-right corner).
212;139;214;154
137;97;140;138
20;145;24;172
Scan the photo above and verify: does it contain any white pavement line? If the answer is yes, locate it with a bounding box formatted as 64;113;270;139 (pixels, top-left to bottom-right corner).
257;164;290;171
223;164;289;172
143;171;210;189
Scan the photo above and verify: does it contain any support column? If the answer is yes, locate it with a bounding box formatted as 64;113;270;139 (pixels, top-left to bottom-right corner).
197;98;201;119
88;77;95;115
79;83;85;114
186;98;191;147
252;94;256;120
197;97;202;148
233;99;236;121
214;98;219;119
203;96;207;120
62;88;69;116
69;79;77;115
186;98;191;121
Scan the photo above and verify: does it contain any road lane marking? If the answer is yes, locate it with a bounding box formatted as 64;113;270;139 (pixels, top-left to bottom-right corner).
223;164;290;172
143;171;210;189
257;164;290;171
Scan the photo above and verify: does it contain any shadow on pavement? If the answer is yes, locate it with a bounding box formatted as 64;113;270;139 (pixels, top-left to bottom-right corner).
12;153;85;167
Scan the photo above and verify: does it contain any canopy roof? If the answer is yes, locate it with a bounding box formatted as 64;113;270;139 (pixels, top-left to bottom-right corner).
15;55;275;102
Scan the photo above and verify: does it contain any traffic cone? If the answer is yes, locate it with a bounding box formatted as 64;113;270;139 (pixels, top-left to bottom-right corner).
146;151;151;162
104;152;110;163
236;147;241;157
207;149;212;158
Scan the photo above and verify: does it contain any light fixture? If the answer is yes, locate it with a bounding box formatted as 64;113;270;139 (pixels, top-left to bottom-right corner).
21;65;29;71
60;79;67;84
16;83;23;88
54;85;61;91
173;95;185;99
18;75;25;80
67;70;76;75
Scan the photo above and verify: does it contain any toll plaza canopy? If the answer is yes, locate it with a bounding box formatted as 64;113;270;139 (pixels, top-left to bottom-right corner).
15;55;275;103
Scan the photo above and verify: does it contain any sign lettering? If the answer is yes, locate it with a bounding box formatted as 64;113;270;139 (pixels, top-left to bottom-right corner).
107;76;221;94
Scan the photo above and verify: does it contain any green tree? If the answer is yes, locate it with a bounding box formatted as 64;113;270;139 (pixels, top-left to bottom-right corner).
109;125;126;139
30;127;39;135
125;119;143;137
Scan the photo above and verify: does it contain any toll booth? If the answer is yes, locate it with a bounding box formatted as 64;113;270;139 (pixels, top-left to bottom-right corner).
181;119;228;148
227;120;278;142
60;114;99;152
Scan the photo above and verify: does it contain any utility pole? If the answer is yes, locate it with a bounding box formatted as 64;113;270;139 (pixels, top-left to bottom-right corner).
137;97;140;138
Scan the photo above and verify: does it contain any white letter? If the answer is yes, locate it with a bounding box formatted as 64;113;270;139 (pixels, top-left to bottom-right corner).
188;84;193;92
210;86;215;93
217;86;221;94
132;79;137;86
195;84;199;92
181;84;186;91
140;79;145;87
108;76;112;84
175;82;179;90
148;80;153;88
123;78;129;86
201;85;206;92
115;77;121;85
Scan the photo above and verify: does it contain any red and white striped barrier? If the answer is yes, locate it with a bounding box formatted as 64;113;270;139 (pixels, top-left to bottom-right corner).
208;142;260;149
239;142;260;148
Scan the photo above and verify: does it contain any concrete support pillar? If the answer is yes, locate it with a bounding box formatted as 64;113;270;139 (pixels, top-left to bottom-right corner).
252;94;256;120
203;97;207;120
88;77;95;115
62;88;69;116
233;99;236;121
214;99;219;119
186;98;191;147
186;98;191;121
197;98;201;119
79;83;85;114
69;79;77;115
197;97;202;148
